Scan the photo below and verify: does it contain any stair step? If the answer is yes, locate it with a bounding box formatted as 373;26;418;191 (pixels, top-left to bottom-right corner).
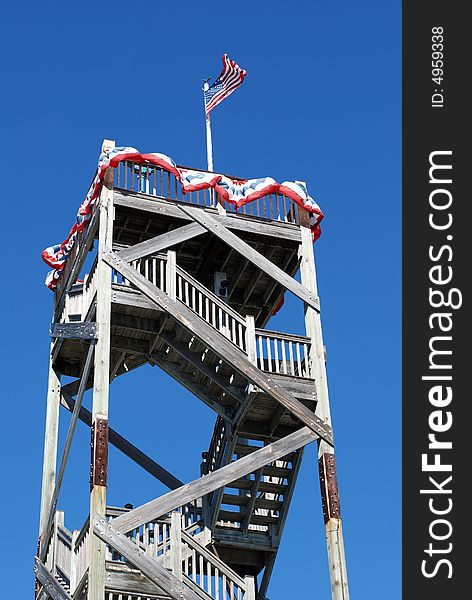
222;493;249;506
218;510;279;525
221;493;284;512
227;479;288;494
233;443;263;457
262;465;292;479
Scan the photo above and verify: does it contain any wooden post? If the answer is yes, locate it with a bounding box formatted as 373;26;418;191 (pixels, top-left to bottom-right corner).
69;530;79;595
245;315;257;365
298;207;350;600
52;511;64;576
88;139;115;600
38;352;61;545
244;575;256;600
166;250;177;299
170;511;183;580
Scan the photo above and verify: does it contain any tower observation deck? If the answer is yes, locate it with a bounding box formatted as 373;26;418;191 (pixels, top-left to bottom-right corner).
35;140;350;600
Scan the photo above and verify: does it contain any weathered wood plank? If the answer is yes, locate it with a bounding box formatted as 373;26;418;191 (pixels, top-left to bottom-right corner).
298;215;350;599
178;206;319;311
89;145;114;600
102;249;333;445
39;356;61;540
50;322;97;340
93;516;203;600
118;222;206;262
34;557;73;600
40;342;95;561
110;426;315;533
104;566;169;597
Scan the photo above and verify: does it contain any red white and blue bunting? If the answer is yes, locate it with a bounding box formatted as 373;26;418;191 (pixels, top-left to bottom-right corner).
42;146;324;290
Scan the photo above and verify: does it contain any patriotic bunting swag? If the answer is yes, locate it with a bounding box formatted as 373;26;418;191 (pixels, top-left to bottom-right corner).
42;146;324;290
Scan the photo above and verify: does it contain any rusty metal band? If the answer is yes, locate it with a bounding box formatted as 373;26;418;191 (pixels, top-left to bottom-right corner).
318;452;341;524
90;417;109;489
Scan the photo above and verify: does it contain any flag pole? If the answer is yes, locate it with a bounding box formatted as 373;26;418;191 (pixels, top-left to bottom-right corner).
203;81;214;172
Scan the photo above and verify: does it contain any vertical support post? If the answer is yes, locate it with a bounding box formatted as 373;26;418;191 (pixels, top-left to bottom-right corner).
69;530;79;595
166;250;177;299
38;352;61;547
244;575;256;600
245;315;257;365
51;511;64;576
170;511;183;580
88;139;115;600
298;207;350;600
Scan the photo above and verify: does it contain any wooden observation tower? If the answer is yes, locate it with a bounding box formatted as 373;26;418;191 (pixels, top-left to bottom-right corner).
35;140;350;600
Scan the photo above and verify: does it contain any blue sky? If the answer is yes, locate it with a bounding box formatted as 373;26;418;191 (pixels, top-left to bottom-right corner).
0;1;400;598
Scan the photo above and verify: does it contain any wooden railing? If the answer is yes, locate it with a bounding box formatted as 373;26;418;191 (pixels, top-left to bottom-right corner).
43;511;72;582
181;528;249;600
58;250;314;381
57;283;83;324
203;417;230;477
175;265;247;351
81;254;99;319
114;160;300;225
201;417;233;527
254;329;313;379
44;506;255;599
106;506;251;600
71;515;90;594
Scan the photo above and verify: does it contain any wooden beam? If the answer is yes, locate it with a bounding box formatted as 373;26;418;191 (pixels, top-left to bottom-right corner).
110;426;316;533
102;249;333;445
40;343;95;561
92;516;203;600
88;142;114;600
61;392;184;490
39;355;61;540
34;557;73;600
178;205;320;311
50;321;97;340
118;222;205;263
298;216;350;600
257;554;276;600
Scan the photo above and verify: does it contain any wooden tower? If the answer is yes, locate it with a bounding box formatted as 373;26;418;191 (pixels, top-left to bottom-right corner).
35;140;350;600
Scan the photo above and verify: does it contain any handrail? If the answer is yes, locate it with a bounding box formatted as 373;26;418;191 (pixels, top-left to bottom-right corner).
254;328;311;344
74;515;90;552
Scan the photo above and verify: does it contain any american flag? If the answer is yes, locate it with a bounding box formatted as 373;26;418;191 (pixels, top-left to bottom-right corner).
204;54;247;115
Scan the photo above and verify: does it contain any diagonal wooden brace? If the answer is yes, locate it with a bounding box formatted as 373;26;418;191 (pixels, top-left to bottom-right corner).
110;426;316;534
102;249;333;446
34;557;74;600
92;516;203;600
178;205;320;312
118;222;206;263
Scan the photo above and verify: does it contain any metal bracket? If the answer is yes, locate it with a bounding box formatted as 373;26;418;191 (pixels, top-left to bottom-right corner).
319;452;341;523
90;417;109;489
50;322;98;340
